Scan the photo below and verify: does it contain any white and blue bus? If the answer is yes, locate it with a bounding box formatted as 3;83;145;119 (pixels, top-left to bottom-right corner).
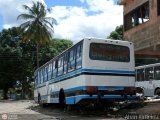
136;63;160;97
34;38;137;105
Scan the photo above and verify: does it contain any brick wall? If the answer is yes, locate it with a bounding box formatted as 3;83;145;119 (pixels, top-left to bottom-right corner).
123;0;160;52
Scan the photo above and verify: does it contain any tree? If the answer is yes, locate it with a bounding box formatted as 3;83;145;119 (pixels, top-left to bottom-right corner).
0;47;22;99
17;1;57;68
107;25;123;40
0;27;22;48
0;27;35;99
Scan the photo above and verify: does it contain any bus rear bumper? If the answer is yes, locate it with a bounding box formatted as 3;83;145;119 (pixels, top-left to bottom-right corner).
66;94;138;104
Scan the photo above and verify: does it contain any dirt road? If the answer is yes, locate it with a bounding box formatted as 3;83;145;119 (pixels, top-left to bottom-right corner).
0;100;125;120
0;100;160;120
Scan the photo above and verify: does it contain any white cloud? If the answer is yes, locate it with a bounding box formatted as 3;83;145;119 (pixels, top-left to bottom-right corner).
52;0;123;43
0;0;123;43
0;0;46;29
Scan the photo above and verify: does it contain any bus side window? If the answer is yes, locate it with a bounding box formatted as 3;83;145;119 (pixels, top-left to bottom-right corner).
52;61;57;79
55;60;58;77
145;67;154;81
154;66;160;80
58;56;64;76
40;68;44;84
76;44;82;69
48;63;52;80
68;49;75;72
137;69;145;81
38;71;41;84
63;53;68;74
44;66;48;82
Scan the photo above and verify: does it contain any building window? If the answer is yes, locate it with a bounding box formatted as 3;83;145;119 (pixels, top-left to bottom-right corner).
124;1;149;31
158;0;160;16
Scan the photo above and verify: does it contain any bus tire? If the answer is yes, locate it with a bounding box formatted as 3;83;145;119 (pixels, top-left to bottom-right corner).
155;88;160;96
59;88;66;108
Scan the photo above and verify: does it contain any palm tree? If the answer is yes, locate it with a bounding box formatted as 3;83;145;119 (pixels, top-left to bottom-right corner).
17;1;57;68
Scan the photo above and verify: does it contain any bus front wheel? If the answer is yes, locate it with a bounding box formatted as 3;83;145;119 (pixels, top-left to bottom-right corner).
155;88;160;96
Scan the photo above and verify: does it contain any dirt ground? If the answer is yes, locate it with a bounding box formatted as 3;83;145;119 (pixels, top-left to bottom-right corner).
0;100;160;120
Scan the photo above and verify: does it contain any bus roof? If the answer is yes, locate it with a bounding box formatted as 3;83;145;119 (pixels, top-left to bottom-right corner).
135;63;160;69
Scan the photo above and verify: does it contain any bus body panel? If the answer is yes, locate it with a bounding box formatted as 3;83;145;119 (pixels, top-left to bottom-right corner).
89;75;135;87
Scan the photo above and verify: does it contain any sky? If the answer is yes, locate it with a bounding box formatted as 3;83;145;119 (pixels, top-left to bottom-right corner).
0;0;123;43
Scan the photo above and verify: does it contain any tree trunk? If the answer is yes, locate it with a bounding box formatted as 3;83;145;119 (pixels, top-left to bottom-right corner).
3;88;9;100
37;44;39;68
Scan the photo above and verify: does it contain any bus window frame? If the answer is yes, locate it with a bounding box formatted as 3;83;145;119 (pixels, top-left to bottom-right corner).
136;68;145;82
89;43;130;62
154;66;160;80
75;43;82;69
57;56;64;76
68;48;76;72
145;67;154;81
63;53;68;74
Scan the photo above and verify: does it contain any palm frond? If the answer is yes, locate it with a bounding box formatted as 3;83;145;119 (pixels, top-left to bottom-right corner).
43;19;54;28
17;14;35;20
44;17;57;25
19;21;32;30
22;5;35;15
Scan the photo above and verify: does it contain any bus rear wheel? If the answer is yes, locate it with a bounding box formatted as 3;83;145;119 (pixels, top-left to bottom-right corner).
155;89;160;96
59;88;66;108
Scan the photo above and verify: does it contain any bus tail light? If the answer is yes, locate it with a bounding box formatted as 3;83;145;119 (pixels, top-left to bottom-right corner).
86;86;98;95
124;87;136;94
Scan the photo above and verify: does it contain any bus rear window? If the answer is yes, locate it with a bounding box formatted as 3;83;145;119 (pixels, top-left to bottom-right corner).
89;43;130;62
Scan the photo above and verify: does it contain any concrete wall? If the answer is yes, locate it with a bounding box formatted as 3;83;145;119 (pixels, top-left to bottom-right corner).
123;0;160;52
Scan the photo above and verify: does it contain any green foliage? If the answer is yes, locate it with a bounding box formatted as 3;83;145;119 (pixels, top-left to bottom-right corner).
39;38;73;66
0;47;23;99
0;26;73;99
53;38;73;55
107;25;123;40
0;27;21;47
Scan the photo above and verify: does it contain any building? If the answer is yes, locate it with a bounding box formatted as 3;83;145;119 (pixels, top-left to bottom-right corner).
119;0;160;59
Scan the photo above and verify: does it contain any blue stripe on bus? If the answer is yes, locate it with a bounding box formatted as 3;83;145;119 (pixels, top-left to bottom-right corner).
82;68;135;74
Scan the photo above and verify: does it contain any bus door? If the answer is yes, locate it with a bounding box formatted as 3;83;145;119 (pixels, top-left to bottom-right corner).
144;67;154;96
